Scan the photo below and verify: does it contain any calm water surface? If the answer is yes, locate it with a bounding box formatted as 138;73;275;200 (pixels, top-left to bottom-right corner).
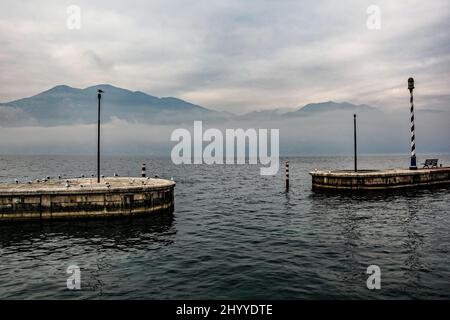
0;155;449;299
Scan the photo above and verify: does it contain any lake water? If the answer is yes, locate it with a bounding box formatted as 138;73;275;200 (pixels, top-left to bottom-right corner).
0;154;449;299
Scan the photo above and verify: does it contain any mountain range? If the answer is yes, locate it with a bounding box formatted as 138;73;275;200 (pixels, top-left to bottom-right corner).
0;84;448;155
0;84;383;127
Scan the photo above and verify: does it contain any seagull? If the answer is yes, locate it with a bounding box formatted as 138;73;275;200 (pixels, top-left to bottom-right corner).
98;89;104;93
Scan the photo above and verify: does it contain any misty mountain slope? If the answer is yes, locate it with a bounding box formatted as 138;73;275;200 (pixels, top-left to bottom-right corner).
236;108;294;121
235;101;383;123
0;84;216;126
0;86;448;154
0;84;388;127
285;101;381;117
0;105;38;127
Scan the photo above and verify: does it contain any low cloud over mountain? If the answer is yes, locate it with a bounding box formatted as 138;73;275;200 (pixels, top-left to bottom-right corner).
0;85;448;155
0;85;385;126
0;84;220;126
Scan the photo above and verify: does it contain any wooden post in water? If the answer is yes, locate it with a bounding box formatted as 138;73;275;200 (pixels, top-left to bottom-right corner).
285;161;289;192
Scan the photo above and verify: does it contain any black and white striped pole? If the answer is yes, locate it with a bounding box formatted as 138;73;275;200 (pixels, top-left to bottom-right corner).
408;78;417;170
141;163;146;177
285;161;289;192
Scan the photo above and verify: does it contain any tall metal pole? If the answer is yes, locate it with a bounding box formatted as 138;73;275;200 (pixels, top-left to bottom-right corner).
97;89;103;183
354;114;357;172
408;78;417;170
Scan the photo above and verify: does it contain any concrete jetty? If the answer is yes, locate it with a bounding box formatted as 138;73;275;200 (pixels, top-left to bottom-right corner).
310;167;450;190
0;177;175;221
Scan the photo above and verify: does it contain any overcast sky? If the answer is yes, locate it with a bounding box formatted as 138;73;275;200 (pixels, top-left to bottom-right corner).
1;0;449;114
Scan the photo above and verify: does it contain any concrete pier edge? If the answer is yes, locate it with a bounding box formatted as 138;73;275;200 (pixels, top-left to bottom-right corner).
310;167;450;190
0;177;176;222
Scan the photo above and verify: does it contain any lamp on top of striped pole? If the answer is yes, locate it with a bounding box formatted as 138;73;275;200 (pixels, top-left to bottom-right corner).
408;77;417;170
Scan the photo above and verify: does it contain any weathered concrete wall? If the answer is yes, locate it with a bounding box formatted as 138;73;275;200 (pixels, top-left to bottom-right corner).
0;178;175;221
310;167;450;190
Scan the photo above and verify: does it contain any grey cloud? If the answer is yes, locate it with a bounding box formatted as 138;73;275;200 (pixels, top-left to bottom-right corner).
84;50;115;71
0;0;449;115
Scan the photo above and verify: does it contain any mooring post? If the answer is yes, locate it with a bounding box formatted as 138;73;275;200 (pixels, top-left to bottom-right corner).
354;114;357;172
141;163;146;177
97;89;104;183
408;77;417;170
285;161;289;191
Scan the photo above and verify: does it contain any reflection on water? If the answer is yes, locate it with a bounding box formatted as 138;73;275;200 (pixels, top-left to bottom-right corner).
0;214;175;299
307;184;450;299
0;214;175;250
0;155;449;299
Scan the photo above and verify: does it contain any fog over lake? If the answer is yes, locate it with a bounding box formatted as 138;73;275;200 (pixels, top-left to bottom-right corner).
1;107;448;156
